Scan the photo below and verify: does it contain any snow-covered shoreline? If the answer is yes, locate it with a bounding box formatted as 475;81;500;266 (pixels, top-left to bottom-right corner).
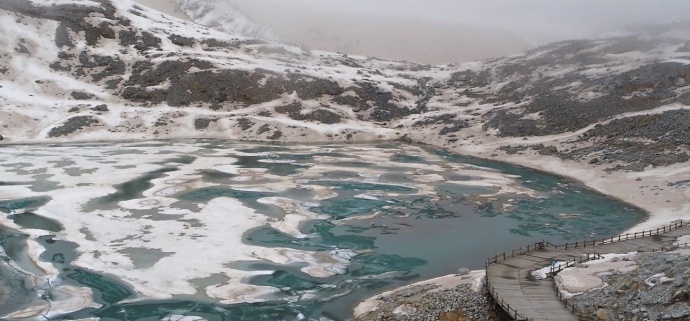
444;140;690;235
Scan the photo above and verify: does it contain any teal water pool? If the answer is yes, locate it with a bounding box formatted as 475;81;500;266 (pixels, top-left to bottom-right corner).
0;140;645;320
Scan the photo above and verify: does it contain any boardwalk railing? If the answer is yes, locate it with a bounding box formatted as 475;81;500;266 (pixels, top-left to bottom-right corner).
553;281;580;317
485;241;548;268
548;253;602;276
552;220;687;250
485;220;689;321
482;221;686;268
485;278;532;321
550;253;602;317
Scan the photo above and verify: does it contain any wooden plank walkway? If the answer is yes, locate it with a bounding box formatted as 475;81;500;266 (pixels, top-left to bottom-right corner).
485;221;690;321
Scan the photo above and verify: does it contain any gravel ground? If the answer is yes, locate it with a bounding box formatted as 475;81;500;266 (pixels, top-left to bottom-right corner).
355;284;499;321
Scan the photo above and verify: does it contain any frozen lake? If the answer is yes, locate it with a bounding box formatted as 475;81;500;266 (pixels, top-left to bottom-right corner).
0;140;645;320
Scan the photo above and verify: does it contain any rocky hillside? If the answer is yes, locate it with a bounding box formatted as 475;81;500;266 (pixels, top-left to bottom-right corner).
0;0;432;144
569;249;690;321
1;0;690;175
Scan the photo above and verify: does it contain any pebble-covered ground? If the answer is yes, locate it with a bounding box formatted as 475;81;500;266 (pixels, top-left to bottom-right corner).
570;250;690;321
355;284;498;321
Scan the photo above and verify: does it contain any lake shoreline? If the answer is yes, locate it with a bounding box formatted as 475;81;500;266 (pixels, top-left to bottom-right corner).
351;137;689;319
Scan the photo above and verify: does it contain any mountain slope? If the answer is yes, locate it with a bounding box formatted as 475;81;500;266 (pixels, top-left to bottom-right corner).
0;0;689;231
0;0;430;143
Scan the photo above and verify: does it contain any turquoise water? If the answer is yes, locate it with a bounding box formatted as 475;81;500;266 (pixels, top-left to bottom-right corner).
0;141;645;320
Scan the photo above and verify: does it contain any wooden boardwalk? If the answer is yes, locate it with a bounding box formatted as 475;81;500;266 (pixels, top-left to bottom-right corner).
485;221;690;321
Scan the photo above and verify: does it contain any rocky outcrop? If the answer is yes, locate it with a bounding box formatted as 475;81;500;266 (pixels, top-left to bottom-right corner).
356;284;497;321
570;251;690;321
560;109;690;171
48;116;101;138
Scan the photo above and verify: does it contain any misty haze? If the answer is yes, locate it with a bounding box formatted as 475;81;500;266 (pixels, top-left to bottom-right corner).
143;0;690;63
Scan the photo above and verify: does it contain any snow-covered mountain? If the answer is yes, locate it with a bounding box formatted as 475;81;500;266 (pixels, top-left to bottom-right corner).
168;0;278;41
0;0;433;144
0;0;689;231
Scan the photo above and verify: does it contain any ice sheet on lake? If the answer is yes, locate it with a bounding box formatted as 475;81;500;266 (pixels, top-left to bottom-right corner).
0;141;536;304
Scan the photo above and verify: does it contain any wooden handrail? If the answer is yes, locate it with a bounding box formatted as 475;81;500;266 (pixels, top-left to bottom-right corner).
486;279;533;321
487;221;688;268
485;241;549;265
552;221;687;250
549;252;601;276
485;220;689;321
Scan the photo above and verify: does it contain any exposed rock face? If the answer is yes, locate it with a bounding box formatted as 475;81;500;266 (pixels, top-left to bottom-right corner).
482;61;690;137
48;116;101;138
570;251;690;321
274;103;343;124
194;118;216;130
559;109;690;171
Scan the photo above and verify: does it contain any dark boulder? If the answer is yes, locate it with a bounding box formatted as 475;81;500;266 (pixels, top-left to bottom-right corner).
91;104;108;112
194;118;216;130
71;91;95;100
169;34;195;47
538;146;559;155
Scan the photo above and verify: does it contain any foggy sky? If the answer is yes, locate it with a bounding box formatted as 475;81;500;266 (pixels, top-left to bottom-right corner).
213;0;690;63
